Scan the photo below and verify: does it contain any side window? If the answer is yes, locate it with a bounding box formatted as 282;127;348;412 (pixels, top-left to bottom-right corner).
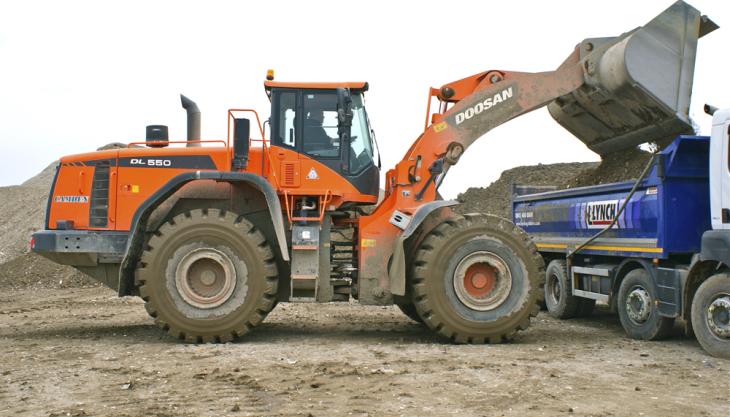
349;94;375;174
276;92;297;148
303;92;340;158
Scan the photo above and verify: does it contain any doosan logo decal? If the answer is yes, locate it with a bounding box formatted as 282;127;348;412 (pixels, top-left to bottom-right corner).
54;195;89;203
454;86;514;125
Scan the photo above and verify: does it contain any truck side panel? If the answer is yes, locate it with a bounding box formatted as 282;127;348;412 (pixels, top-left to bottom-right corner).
513;136;711;259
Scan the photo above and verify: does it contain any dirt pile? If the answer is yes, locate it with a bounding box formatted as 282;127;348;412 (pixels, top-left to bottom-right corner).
456;162;598;218
570;147;654;188
0;160;63;263
0;252;96;290
456;147;654;218
0;161;95;289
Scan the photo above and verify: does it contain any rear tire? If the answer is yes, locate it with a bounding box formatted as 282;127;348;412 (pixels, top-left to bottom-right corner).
544;260;581;319
410;213;543;343
690;273;730;359
136;209;278;343
617;268;673;341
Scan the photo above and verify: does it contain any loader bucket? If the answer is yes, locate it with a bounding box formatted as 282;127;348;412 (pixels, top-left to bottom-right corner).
548;1;718;155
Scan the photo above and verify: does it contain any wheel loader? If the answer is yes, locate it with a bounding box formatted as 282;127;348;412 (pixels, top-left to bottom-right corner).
31;1;716;343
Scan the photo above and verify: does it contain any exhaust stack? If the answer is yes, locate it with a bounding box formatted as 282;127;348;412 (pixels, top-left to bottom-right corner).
180;94;201;147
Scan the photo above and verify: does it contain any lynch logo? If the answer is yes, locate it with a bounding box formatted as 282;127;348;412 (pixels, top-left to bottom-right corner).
585;200;619;229
454;87;514;125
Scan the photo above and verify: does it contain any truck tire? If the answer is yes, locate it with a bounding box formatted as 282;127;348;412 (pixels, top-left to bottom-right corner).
690;273;730;359
396;302;423;323
617;268;673;341
410;213;543;343
136;209;278;343
544;260;581;319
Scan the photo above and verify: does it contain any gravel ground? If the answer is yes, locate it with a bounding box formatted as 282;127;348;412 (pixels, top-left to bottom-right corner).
0;286;728;417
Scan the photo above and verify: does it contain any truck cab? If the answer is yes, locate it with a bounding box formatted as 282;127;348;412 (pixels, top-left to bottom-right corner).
709;108;730;230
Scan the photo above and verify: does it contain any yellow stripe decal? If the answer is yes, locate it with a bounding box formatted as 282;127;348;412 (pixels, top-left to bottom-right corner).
536;243;663;254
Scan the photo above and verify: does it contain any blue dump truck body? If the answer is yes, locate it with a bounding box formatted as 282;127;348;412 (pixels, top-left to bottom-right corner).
512;136;711;260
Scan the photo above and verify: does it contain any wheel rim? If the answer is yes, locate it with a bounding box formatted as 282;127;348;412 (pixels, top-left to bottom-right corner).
625;286;652;324
547;272;561;306
175;247;237;309
706;293;730;339
453;251;512;311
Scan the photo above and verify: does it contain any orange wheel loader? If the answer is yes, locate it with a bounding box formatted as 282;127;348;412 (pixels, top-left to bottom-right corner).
31;1;715;343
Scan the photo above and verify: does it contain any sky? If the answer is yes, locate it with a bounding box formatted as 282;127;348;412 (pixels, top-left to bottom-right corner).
1;0;728;198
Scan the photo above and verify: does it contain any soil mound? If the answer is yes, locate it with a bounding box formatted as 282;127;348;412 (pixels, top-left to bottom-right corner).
456;147;654;218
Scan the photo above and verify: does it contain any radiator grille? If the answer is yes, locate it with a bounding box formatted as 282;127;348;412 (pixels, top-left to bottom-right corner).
89;161;110;228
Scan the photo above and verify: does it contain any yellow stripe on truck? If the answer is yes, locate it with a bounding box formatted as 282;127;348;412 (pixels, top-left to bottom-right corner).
536;243;663;254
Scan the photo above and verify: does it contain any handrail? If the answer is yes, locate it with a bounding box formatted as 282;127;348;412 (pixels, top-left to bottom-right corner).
227;108;266;145
282;190;333;225
226;108;279;184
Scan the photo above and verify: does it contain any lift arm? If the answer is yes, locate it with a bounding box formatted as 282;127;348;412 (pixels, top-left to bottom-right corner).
357;0;716;303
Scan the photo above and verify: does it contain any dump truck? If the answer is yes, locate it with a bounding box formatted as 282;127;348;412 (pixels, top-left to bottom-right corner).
31;1;716;343
512;116;730;358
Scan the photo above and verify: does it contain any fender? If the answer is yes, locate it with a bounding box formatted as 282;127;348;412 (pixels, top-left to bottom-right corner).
118;171;289;295
611;258;682;317
388;200;458;296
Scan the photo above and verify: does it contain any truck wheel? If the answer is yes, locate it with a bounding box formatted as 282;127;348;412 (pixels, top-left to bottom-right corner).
617;268;673;340
544;260;581;319
690;273;730;359
396;302;423;323
411;213;543;343
136;209;278;343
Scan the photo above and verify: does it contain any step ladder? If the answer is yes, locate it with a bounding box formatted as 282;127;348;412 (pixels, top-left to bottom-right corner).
290;225;320;302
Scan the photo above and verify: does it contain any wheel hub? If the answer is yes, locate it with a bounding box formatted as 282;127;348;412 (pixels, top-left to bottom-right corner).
547;273;561;305
175;247;237;309
626;287;651;324
453;251;512;311
706;294;730;339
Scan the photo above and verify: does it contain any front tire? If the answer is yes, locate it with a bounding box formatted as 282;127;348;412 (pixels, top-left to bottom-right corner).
617;268;673;341
691;273;730;359
410;213;543;343
136;209;278;343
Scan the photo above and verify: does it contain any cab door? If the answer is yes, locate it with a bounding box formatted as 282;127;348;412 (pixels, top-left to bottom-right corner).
269;89;302;189
269;88;379;198
712;111;730;230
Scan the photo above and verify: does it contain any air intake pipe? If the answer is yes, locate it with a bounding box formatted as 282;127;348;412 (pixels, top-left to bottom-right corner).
180;94;201;147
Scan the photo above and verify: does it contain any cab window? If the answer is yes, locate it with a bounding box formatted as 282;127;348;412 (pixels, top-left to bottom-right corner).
303;92;340;158
274;91;297;148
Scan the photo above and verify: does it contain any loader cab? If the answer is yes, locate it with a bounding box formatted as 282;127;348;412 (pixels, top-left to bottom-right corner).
266;81;380;200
